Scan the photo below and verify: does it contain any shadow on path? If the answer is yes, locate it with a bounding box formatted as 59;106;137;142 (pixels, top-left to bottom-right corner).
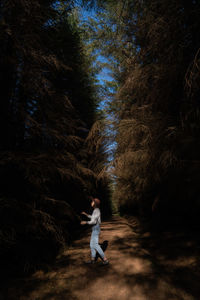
2;216;200;300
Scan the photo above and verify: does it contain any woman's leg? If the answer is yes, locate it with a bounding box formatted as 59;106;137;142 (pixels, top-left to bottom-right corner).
90;229;105;260
90;230;97;259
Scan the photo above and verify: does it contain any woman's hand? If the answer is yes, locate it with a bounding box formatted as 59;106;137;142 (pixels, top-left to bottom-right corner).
81;221;87;225
81;211;87;216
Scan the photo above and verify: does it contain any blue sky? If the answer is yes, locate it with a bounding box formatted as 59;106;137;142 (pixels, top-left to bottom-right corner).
78;4;117;162
79;5;113;84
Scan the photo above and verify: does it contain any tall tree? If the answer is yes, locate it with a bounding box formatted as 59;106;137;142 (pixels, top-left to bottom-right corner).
0;0;111;276
87;0;200;224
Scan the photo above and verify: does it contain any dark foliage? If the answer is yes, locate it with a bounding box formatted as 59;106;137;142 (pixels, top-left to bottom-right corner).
0;0;111;276
87;0;200;226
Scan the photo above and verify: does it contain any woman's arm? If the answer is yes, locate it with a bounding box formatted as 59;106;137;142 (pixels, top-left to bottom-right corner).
87;209;100;225
81;211;92;219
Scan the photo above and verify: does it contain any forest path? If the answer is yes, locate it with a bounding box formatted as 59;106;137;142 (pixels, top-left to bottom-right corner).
5;216;200;300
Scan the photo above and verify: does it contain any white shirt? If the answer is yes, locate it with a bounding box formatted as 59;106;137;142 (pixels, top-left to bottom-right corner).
87;208;101;225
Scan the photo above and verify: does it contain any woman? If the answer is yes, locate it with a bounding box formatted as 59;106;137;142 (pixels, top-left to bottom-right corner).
81;197;109;265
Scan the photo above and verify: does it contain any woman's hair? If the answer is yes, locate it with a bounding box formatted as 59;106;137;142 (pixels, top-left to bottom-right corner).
93;198;100;208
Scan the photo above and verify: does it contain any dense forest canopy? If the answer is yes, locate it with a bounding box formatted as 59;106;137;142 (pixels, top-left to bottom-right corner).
1;0;200;277
84;0;200;224
0;0;112;276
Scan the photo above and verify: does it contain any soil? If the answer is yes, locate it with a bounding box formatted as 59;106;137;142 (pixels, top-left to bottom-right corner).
2;216;200;300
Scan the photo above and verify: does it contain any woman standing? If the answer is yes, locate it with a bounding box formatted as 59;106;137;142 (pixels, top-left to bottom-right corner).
81;197;109;265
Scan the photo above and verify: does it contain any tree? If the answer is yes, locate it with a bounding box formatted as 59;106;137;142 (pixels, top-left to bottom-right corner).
0;0;111;276
87;0;200;225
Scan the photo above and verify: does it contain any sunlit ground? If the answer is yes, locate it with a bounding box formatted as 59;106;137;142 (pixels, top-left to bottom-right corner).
4;217;200;300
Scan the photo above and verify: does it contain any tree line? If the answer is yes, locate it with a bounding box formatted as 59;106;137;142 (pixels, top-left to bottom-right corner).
1;0;200;277
0;0;111;276
86;0;200;227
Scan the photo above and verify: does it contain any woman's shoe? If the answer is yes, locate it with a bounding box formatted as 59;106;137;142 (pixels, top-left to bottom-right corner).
85;260;95;264
101;260;109;265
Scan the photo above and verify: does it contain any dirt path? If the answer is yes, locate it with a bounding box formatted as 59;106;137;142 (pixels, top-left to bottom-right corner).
3;216;200;300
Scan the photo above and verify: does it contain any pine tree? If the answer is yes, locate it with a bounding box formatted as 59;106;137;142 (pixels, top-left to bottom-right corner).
88;0;200;224
0;0;111;275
